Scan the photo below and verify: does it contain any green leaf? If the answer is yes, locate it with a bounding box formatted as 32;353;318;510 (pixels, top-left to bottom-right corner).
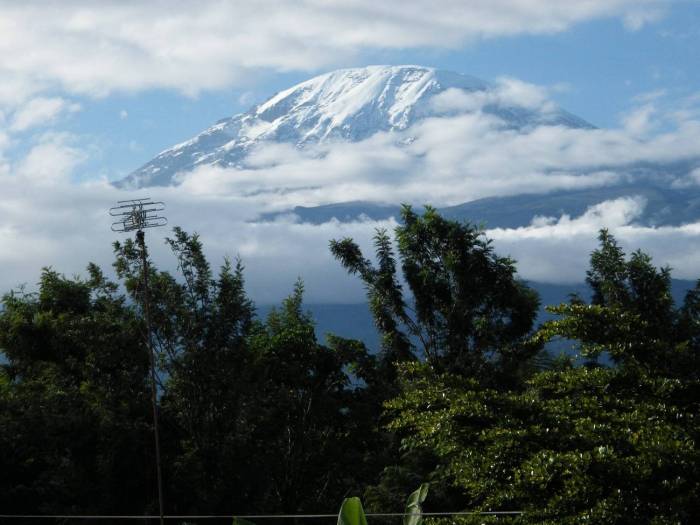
338;497;369;525
404;483;429;525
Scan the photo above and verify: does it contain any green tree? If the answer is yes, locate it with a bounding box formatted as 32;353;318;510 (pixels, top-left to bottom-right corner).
114;228;260;514
247;281;382;512
387;230;700;524
0;266;153;515
113;228;386;516
550;229;700;378
330;205;540;382
331;206;541;514
0;227;387;519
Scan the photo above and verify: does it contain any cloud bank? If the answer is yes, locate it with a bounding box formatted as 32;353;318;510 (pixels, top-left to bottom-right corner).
0;1;667;101
2;81;700;303
0;0;695;303
173;83;700;211
3;173;700;305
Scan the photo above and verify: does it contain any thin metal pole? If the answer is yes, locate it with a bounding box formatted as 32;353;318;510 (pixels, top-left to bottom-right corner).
137;229;165;525
0;511;525;520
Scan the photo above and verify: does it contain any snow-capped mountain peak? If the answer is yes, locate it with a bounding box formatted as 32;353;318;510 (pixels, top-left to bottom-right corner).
251;65;486;140
118;65;590;188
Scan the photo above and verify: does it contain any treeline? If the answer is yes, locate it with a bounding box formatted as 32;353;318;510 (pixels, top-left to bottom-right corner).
0;206;698;524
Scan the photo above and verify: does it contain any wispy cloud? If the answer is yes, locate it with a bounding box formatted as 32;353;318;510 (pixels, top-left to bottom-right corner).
10;97;81;132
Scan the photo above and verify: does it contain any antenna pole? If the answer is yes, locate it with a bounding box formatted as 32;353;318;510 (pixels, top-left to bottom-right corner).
137;229;165;525
109;199;168;525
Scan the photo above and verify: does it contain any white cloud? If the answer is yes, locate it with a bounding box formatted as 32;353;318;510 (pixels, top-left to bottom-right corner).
10;97;81;132
430;78;556;115
488;197;700;284
13;133;87;185
671;167;700;189
2;69;700;303
492;77;556;112
0;74;43;109
3;170;700;305
171;89;700;211
0;1;669;97
0;171;384;303
119;109;128;120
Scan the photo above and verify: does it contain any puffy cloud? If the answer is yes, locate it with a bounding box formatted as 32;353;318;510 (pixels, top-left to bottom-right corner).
0;1;669;97
172;87;700;211
2;72;700;303
430;78;556;115
15;133;86;185
10;97;81;132
488;197;700;283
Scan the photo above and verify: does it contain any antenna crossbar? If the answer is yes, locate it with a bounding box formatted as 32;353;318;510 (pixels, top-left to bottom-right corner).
110;198;167;232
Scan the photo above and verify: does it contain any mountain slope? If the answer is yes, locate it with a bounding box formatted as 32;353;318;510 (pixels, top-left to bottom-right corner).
258;182;700;229
118;65;592;188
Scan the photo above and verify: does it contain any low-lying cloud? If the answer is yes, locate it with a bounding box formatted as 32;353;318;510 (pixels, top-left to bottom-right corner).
2;77;700;303
174;86;700;211
3;174;700;305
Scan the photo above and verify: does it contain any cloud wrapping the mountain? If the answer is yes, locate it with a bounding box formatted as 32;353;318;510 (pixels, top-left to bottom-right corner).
4;165;700;303
173;86;700;210
489;196;700;284
0;1;667;99
2;63;700;301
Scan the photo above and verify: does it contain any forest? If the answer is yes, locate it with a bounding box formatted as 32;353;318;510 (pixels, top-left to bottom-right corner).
1;206;699;524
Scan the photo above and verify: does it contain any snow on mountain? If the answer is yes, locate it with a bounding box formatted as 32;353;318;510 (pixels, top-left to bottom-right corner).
118;65;592;188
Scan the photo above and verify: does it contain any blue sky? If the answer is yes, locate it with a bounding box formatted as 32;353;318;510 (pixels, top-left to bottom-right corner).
7;0;693;181
1;1;700;301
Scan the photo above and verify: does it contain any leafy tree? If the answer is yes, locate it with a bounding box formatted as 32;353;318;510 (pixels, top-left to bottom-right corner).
113;228;260;514
1;228;387;520
330;205;540;382
112;228;386;516
0;266;153;515
246;281;382;512
331;206;542;514
387;230;700;524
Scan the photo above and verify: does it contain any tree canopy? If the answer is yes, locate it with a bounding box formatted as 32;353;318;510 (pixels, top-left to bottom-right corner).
0;212;698;523
330;205;540;382
388;229;700;524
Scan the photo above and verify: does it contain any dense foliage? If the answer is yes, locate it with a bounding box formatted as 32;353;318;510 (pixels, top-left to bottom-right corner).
0;229;383;520
1;211;698;524
387;230;700;524
0;266;152;515
331;205;541;381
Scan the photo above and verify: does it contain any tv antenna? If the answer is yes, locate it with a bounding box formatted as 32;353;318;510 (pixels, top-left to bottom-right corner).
110;198;167;233
110;198;167;525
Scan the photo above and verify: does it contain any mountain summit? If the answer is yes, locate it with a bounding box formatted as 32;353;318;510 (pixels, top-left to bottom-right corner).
118;65;591;188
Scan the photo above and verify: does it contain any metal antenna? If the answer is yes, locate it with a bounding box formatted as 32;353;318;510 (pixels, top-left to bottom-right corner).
110;198;167;232
110;198;167;525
